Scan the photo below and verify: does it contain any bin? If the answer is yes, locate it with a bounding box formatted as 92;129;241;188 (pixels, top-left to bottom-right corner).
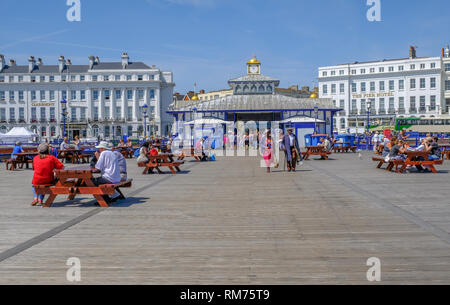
304;134;312;146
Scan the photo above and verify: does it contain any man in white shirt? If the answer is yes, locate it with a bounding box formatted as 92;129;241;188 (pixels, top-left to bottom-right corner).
94;141;121;186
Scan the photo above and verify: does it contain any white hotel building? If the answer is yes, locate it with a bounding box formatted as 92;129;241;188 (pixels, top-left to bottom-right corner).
318;47;446;133
0;53;175;140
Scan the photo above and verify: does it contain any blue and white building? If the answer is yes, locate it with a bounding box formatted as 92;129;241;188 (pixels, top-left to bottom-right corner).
169;57;340;147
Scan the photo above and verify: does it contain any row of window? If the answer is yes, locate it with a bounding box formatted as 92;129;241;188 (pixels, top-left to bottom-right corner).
0;125;142;138
0;106;155;122
0;74;156;83
234;84;274;93
322;62;438;77
322;77;438;95
333;95;438;116
0;89;156;102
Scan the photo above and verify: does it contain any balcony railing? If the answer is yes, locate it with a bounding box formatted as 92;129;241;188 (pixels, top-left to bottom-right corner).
419;107;427;114
378;109;386;115
387;109;395;114
409;108;417;113
398;108;406;114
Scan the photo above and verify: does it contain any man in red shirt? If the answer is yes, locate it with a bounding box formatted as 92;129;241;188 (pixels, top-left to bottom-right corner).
32;143;64;206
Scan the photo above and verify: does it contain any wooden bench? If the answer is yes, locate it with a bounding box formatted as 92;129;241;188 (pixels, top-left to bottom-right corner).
302;146;332;160
34;169;133;208
138;154;185;175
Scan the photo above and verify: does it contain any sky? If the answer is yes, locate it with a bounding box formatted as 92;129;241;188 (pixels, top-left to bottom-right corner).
1;0;450;93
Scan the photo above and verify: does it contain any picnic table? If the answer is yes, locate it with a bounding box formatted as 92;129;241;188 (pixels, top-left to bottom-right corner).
34;166;133;208
302;146;332;160
333;142;357;153
372;151;443;174
176;148;202;162
58;149;91;164
5;152;38;171
138;153;184;174
439;144;450;160
114;147;135;159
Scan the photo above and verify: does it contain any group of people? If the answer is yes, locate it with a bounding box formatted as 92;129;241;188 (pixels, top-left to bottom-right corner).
378;134;442;172
31;140;128;206
261;128;303;173
136;140;161;164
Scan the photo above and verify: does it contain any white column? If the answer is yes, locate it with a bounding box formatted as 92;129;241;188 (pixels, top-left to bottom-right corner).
155;88;161;136
110;88;115;120
121;89;126;120
99;89;104;120
87;89;92;119
132;88;138;121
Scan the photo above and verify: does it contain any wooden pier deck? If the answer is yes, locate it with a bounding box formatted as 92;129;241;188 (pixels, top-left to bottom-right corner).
0;153;449;284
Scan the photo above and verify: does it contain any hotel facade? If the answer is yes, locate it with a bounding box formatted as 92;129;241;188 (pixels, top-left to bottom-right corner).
0;53;175;140
318;47;449;133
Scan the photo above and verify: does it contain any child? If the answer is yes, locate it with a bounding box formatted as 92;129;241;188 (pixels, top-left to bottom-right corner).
149;145;159;156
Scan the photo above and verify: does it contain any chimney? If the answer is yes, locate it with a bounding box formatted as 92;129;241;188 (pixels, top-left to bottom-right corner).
88;56;95;69
37;58;43;66
121;52;129;69
28;56;36;73
58;56;66;73
409;46;416;59
199;90;205;94
95;56;100;64
446;45;450;58
0;55;5;72
9;59;16;66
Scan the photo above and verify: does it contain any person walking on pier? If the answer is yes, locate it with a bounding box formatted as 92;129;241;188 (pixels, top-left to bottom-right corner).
283;128;302;172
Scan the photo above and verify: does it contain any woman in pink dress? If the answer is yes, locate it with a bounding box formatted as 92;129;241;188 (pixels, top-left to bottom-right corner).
263;130;273;173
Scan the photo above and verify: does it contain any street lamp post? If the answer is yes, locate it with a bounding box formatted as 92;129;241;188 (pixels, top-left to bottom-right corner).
142;104;148;139
60;99;67;140
366;100;372;150
314;104;319;134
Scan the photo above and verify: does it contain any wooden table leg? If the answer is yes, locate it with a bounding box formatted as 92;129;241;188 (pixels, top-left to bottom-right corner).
43;194;57;208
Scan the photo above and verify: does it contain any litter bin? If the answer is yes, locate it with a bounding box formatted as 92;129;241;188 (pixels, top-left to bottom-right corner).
304;134;312;146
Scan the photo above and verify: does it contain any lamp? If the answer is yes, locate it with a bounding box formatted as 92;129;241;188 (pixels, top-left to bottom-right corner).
60;99;67;138
314;104;319;133
142;104;148;138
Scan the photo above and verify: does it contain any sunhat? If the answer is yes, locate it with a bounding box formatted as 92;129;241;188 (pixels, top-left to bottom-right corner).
95;141;112;150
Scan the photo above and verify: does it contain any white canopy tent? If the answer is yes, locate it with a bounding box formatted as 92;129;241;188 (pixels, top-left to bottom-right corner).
0;127;39;144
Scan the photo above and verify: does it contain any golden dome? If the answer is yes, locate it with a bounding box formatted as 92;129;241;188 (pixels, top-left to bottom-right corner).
247;57;261;64
309;92;318;99
191;95;199;101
